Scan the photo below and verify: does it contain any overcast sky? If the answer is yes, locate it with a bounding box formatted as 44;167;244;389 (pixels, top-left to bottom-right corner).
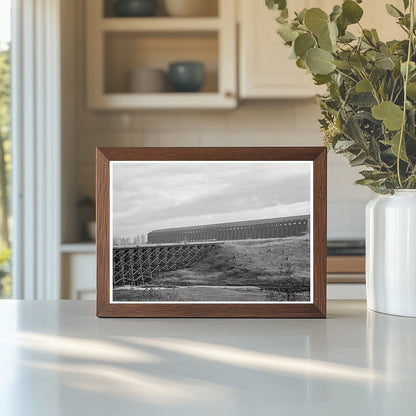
112;161;311;239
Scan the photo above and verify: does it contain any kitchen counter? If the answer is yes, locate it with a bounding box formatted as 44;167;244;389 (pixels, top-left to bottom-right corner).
0;300;415;415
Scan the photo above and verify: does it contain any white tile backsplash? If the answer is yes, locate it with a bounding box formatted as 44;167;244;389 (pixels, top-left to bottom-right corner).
328;199;368;240
74;100;370;240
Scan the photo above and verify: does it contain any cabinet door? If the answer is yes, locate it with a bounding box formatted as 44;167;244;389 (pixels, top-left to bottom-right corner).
239;0;403;99
239;0;326;99
62;253;96;300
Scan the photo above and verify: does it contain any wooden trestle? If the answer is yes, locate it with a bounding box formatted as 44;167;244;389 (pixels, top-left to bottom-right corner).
112;242;219;288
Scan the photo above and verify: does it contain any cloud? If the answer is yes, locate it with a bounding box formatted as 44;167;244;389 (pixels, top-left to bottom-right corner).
112;161;311;238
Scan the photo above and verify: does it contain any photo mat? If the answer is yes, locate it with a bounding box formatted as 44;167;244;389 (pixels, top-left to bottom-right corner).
109;160;314;304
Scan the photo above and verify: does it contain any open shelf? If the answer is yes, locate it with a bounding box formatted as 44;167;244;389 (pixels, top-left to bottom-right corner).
61;243;96;254
87;0;236;109
104;31;218;94
103;0;219;18
91;92;234;109
102;17;220;32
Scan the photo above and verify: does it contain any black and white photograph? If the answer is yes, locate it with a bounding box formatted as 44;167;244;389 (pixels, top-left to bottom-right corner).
110;161;313;303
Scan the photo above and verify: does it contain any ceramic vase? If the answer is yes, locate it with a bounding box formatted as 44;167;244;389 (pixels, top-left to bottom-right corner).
168;62;205;92
366;190;416;317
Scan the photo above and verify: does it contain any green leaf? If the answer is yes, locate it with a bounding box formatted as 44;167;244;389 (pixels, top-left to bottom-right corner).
333;60;353;70
328;21;338;44
355;178;376;186
401;61;416;77
360;170;391;181
342;0;364;24
318;27;334;52
369;136;382;163
382;132;409;162
339;31;356;43
348;92;377;107
407;82;416;99
378;78;386;100
392;60;402;79
266;0;287;11
371;29;380;42
344;114;367;147
372;101;404;131
313;74;332;85
336;15;348;36
277;23;298;43
304;8;329;35
306;48;335;75
334;140;355;151
363;29;376;46
330;5;342;22
296;8;307;23
350;54;368;70
294;33;316;58
350;152;367;167
375;55;395;70
356;79;372;92
385;4;404;18
296;57;308;69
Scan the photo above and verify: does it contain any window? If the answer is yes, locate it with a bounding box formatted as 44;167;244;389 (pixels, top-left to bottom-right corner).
0;0;11;298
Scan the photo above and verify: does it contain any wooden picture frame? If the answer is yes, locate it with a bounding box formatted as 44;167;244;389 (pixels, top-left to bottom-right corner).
96;147;327;318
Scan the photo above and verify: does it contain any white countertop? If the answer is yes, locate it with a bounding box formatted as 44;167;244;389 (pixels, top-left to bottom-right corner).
0;300;415;416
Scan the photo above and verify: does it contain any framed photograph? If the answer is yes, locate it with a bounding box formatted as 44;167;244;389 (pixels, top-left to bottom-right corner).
96;147;327;318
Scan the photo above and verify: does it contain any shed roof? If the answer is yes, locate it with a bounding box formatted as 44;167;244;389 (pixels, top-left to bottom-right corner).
148;215;310;235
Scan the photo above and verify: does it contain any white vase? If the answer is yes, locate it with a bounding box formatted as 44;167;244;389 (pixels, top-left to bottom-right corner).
366;190;416;317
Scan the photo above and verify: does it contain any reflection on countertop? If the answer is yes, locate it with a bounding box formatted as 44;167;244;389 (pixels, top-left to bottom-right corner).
0;300;415;415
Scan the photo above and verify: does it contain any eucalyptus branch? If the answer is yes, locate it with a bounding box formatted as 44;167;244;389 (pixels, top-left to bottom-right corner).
267;0;416;192
390;79;398;101
397;0;415;188
358;69;381;104
334;68;358;84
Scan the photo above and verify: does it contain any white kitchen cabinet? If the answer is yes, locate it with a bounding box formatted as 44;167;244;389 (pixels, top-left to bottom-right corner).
239;0;325;99
86;0;237;109
238;0;404;99
61;246;96;300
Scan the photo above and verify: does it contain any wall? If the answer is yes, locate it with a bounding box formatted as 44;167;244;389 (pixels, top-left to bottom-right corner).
62;0;374;243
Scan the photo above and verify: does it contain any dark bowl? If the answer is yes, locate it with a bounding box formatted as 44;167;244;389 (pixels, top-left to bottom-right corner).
114;0;158;17
168;62;205;93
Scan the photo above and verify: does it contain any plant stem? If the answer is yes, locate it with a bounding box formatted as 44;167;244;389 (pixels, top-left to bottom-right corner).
334;68;358;84
397;0;415;188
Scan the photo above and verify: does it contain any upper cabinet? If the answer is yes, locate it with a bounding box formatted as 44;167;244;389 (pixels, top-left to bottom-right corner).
238;0;404;100
86;0;406;109
86;0;237;109
239;0;325;99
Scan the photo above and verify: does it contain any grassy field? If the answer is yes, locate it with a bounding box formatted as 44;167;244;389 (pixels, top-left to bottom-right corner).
113;236;310;302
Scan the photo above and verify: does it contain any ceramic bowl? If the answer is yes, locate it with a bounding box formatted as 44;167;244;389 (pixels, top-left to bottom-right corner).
128;68;167;93
114;0;158;17
168;62;205;92
164;0;217;17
